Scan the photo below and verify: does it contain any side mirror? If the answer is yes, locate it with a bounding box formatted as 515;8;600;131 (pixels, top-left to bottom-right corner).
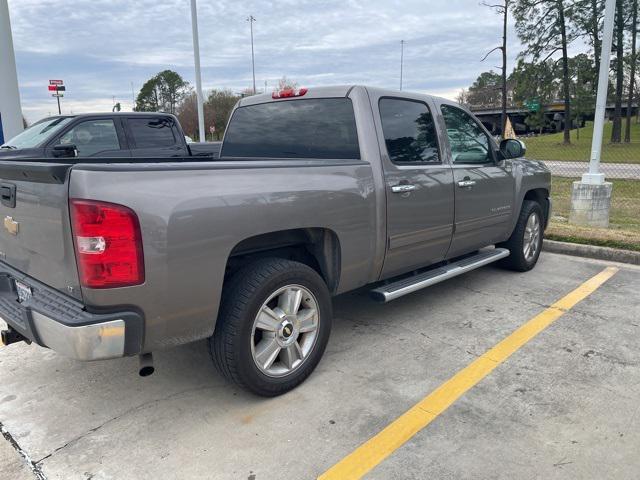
499;139;526;159
52;144;78;158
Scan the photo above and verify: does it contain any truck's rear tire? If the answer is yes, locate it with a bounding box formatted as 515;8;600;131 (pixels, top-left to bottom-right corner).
497;200;544;272
209;258;332;396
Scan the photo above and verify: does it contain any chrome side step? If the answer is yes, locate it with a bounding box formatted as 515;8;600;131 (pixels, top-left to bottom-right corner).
370;248;510;303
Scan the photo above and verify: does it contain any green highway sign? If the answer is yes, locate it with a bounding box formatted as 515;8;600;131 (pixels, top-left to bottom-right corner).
524;99;541;112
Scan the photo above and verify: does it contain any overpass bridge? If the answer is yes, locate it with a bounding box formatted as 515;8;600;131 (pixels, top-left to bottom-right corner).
470;102;638;135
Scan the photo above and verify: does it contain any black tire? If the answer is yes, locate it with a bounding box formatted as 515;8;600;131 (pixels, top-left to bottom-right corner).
497;200;544;272
209;258;332;396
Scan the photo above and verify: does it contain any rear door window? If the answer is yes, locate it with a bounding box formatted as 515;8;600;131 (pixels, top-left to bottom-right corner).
379;98;440;164
222;98;360;159
58;119;121;156
128;117;177;148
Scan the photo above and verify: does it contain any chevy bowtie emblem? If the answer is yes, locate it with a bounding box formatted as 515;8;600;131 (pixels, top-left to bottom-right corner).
4;216;19;235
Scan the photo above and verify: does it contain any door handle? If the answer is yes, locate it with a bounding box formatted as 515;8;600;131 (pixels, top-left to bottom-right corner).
457;180;476;188
391;184;417;193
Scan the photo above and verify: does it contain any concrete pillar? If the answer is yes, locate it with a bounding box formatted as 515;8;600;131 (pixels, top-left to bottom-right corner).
0;0;23;144
569;181;613;228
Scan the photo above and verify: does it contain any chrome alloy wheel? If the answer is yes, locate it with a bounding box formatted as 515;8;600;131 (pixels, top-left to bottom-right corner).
523;212;541;261
250;285;320;377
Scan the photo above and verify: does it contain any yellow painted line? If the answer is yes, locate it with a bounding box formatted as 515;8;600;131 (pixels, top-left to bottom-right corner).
319;266;619;480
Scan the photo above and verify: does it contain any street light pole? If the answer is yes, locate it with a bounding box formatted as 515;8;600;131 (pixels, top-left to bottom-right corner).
585;0;616;184
400;40;405;91
569;0;616;228
190;0;205;143
247;15;256;94
0;0;24;143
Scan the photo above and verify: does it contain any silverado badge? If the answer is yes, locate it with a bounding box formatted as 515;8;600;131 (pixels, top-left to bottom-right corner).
4;216;19;235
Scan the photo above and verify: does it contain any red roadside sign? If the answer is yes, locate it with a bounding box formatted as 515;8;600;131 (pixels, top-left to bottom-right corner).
47;85;57;91
49;79;63;85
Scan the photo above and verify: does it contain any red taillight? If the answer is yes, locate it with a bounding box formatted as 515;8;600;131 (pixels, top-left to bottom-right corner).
272;87;308;99
70;199;144;289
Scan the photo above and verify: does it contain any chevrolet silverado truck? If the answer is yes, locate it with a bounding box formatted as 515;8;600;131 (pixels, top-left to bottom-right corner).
0;86;550;396
0;112;221;159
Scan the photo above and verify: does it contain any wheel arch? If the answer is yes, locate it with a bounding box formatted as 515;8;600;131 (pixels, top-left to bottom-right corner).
522;187;551;228
225;228;342;293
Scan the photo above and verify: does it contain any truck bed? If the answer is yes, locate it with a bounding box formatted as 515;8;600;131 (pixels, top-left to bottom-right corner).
0;156;380;352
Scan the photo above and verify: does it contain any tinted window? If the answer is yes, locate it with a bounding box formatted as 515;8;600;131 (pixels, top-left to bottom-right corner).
129;117;177;148
379;98;440;164
59;119;120;156
440;105;491;164
222;98;360;159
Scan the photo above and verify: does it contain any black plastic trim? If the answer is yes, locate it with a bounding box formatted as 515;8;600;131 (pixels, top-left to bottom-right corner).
0;161;72;184
0;261;144;355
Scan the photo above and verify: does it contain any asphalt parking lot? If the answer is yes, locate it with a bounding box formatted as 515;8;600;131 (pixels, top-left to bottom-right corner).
1;251;639;480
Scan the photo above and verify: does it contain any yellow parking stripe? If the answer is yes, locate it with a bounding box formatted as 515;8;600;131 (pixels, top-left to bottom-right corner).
319;266;618;480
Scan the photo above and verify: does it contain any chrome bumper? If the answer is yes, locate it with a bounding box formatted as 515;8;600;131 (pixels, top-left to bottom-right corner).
0;261;143;361
31;311;126;360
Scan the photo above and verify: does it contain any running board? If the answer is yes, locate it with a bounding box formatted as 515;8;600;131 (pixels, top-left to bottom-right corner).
370;248;510;303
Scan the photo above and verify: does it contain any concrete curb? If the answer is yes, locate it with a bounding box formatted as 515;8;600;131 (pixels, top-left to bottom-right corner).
543;239;640;265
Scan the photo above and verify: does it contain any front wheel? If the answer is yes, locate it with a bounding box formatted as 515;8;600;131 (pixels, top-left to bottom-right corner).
210;258;332;396
497;200;544;272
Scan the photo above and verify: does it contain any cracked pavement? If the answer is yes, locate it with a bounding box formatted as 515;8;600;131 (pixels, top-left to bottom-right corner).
0;252;639;479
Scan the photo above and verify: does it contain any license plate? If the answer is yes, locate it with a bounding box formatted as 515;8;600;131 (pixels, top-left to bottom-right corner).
15;280;32;303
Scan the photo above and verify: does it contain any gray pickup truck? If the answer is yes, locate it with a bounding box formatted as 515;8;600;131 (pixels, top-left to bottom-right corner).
0;86;550;396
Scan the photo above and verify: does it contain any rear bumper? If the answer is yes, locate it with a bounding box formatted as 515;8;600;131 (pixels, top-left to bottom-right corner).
0;261;143;360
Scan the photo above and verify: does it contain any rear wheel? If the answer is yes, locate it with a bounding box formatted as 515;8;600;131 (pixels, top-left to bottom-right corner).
498;200;544;272
210;258;332;396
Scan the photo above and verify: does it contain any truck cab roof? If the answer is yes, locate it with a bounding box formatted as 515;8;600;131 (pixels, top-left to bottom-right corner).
237;85;450;107
41;111;178;120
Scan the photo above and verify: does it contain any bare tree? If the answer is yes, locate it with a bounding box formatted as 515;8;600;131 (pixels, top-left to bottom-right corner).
456;88;470;105
277;76;298;90
482;0;511;138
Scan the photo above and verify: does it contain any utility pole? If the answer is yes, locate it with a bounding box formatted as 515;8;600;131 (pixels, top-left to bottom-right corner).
400;40;405;91
190;0;205;143
247;15;256;94
500;1;508;138
569;0;616;227
0;0;24;143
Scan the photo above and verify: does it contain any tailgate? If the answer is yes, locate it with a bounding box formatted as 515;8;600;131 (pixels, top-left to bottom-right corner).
0;162;81;301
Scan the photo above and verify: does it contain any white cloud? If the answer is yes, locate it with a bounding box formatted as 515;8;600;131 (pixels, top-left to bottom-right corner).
7;0;590;122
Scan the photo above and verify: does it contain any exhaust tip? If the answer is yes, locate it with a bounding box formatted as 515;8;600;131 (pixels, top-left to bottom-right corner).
138;353;154;377
139;365;155;377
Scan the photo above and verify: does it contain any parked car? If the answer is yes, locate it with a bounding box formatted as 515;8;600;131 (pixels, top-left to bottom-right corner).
0;86;550;396
0;112;221;159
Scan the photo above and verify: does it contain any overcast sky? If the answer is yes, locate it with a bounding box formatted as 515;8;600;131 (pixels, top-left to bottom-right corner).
8;0;587;123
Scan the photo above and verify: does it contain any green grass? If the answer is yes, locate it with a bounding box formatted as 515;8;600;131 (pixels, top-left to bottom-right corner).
545;230;640;252
525;121;640;163
551;176;640;230
547;175;640;251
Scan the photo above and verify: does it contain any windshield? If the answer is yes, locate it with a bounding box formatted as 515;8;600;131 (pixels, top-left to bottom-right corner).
1;117;74;149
